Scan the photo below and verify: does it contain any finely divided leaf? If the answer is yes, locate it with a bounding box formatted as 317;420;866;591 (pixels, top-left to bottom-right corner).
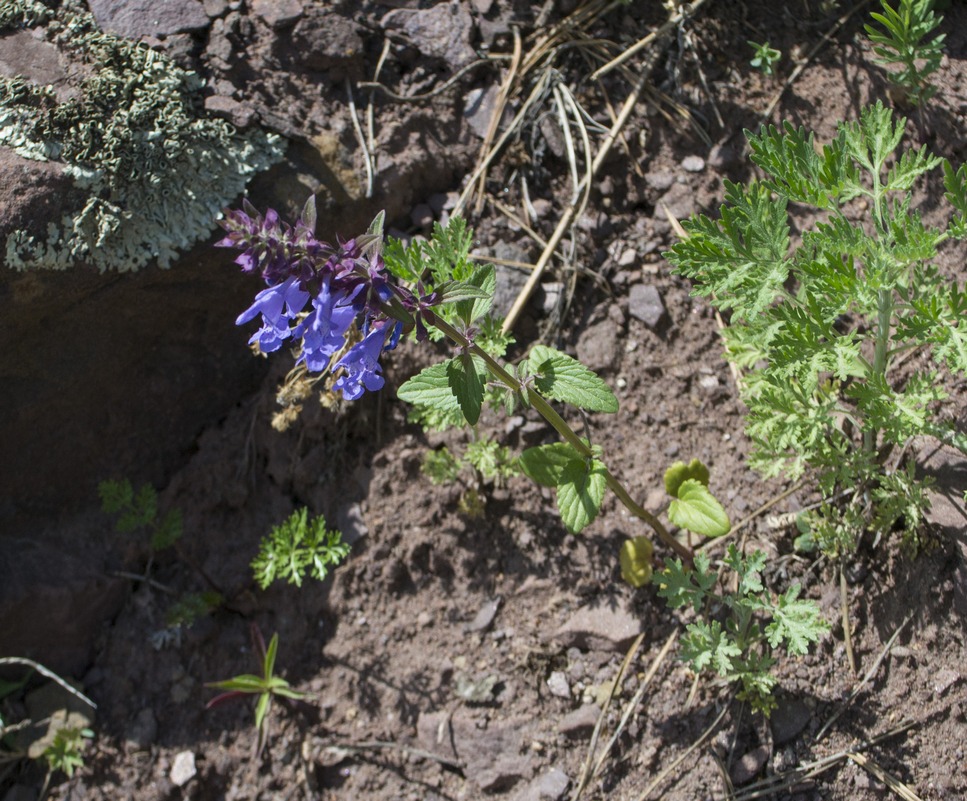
765;584;829;656
527;345;618;413
446;353;487;425
668;479;731;537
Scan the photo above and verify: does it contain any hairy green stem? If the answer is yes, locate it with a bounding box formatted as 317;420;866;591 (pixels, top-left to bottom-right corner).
427;313;692;562
865;288;894;454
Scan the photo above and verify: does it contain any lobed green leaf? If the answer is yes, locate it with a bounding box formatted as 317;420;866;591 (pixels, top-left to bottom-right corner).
526;344;618;413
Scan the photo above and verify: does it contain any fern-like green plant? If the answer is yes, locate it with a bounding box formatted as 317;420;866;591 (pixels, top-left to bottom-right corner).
865;0;945;107
251;508;350;590
655;546;828;714
666;102;967;553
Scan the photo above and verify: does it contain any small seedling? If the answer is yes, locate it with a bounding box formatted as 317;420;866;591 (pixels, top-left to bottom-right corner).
749;41;781;76
251;508;350;590
99;478;182;575
666;102;967;554
865;0;945;107
206;625;305;757
655;545;828;713
43;725;92;779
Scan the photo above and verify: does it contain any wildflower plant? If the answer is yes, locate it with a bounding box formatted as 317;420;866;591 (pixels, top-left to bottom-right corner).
865;0;945;107
251;508;350;590
206;625;304;758
748;41;781;77
666;101;967;554
655;545;829;714
218;199;734;566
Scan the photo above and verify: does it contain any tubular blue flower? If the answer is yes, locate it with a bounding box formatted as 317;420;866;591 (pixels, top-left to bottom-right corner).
332;322;398;400
294;277;358;372
235;276;309;353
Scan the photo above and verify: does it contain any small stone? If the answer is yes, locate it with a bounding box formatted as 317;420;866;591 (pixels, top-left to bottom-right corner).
698;375;720;392
558;704;598;738
730;745;769;785
539;282;563;315
546;671;570;698
770;697;811;745
476;754;533;793
576;319;622;372
382;4;476;67
617;248;637;267
125;708;158;749
88;0;209;38
410;203;434;228
170;750;197;787
681;154;706;172
202;0;227;17
629;284;667;330
551;599;644;652
250;0;302;28
644;170;675;191
464;85;500;139
933;669;960;696
465;597;501;633
471;0;494;13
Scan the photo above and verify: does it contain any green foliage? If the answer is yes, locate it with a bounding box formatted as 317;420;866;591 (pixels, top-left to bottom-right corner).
251;508;350;590
666;102;967;554
526;345;619;413
865;0;945;106
421;439;519;492
519;442;608;534
0;1;284;271
206;628;305;757
655;547;828;713
43;726;93;778
619;536;654;588
663;460;731;538
749;41;781;76
165;591;224;629
99;478;183;553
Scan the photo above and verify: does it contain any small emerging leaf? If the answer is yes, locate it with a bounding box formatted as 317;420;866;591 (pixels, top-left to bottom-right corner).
668;479;731;537
619;536;654;588
664;458;711;498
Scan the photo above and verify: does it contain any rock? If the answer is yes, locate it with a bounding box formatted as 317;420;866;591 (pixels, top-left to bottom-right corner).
0;31;74;102
681;154;706;172
250;0;302;28
382;4;477;68
511;767;570;801
476;754;534;793
410;203;434;228
558;704;598;739
170;750;197;787
653;182;696;231
204;95;256;128
629;284;668;330
576;319;622;373
770;697;811;745
465;597;501;633
731;745;769;785
335;503;368;545
464;85;500;139
933;669;960;696
539;282;564;315
291;7;365;79
546;671;571;699
551;598;644;652
125;708;158;749
88;0;210;38
202;0;227;17
644;171;675;192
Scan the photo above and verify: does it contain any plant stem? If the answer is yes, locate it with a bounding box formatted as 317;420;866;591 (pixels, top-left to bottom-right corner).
865;288;894;454
427;313;692;562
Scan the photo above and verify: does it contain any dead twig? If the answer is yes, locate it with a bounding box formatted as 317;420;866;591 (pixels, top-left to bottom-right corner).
0;658;96;710
847;751;923;801
501;0;711;335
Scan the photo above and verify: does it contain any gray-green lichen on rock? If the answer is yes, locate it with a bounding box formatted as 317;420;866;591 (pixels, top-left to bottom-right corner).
0;1;286;272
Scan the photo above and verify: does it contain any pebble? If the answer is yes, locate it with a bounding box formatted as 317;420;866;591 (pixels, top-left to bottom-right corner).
410;203;434;228
546;671;571;698
730;745;769;785
770;697;811;745
170;750;197;787
551;598;644;652
558;704;599;738
681;154;706;172
628;284;667;330
933;669;960;696
465;598;501;633
510;767;570;801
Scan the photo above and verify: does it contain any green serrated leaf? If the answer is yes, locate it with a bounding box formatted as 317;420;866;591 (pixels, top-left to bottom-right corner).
519;442;582;487
446;353;486;425
398;363;463;414
668;479;731;537
556;457;607;534
663;458;711;497
527;345;619;413
454;264;496;325
436;280;492;305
